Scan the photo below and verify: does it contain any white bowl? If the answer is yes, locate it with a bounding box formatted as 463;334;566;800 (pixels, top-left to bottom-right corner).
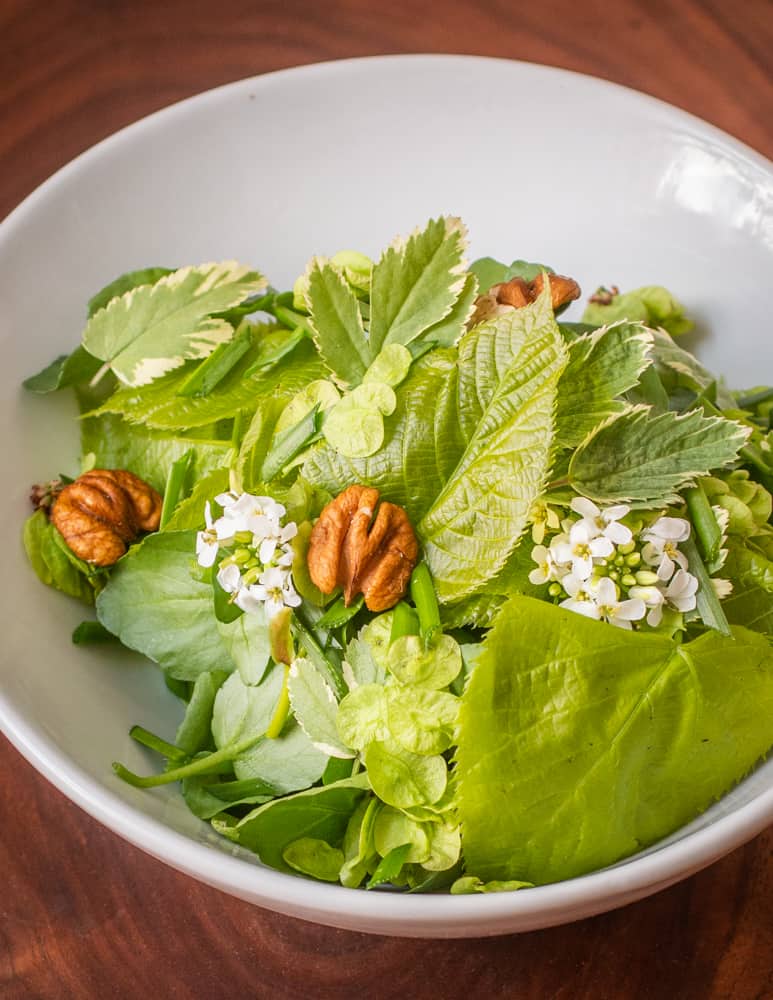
1;55;772;938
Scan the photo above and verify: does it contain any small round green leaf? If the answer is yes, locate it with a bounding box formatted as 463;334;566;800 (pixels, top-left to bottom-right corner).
363;739;447;808
282;837;344;882
274;379;340;436
363;344;413;388
386;688;460;754
336;684;389;750
373;806;430;864
387;634;463;690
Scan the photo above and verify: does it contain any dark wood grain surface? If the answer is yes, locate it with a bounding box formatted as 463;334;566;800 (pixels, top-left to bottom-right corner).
2;1;773;997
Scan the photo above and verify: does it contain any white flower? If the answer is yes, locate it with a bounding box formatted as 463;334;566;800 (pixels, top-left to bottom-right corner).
247;565;302;619
195;501;239;567
641;516;690;581
570;497;633;545
529;501;561;544
216;562;242;595
559;573;601;620
712;578;733;599
552;521;614;580
663;568;699;613
628;584;666;628
592;576;646;630
528;544;565;585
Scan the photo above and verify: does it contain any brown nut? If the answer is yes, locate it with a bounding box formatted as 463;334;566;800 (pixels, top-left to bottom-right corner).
307;484;419;612
51;468;162;567
468;272;581;327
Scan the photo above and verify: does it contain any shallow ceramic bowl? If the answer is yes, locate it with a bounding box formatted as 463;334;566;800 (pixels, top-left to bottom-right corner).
1;56;772;938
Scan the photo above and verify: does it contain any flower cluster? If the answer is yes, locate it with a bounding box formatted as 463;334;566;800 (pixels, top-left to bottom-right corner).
529;497;700;630
196;491;301;619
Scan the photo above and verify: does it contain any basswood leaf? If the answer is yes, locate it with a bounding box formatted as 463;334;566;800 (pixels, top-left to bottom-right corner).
555;323;652;447
83;262;267;386
368;217;469;356
455;597;773;885
306;258;370;387
419;290;567;603
569;405;750;505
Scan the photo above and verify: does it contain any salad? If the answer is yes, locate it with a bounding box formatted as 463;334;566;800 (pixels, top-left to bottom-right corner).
23;218;773;894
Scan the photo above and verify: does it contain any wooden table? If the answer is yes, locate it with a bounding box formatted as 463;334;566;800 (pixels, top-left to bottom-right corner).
2;2;772;996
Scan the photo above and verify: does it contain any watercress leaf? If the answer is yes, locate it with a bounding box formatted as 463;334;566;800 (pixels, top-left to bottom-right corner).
211;669;280;748
181;777;273;820
363;739;447;808
569;405;751;505
96;530;233;680
288;657;353;758
87;266;174;317
363;344;413;387
71;621;116;644
306;258;370;387
456;596;773;885
81;413;232;494
83;262;267;386
358;614;394;675
282;837;345;882
386;687;459;755
387;634;462;690
23;510;96;604
419;290;567;603
336;684;389;750
340;797;380;888
235;717;329;794
290;521;329;607
175;670;230;755
211;775;370;873
217;609;272;685
343;636;386;688
555;323;653;447
373;808;430;864
369;217;468;355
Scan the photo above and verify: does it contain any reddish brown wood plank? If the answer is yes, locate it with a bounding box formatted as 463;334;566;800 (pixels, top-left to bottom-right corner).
2;1;773;997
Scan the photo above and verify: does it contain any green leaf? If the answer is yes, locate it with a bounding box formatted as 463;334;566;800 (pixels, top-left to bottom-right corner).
175;670;229;755
455;597;773;885
288;657;353;758
96;531;233;680
470;257;555;294
419;292;567;602
321;382;396;458
162;468;230;532
306;258;370;387
175;319;253;397
81;413;232;494
363;739;447;808
569;405;751;505
213;775;370;872
83;262;267;386
283;837;345;882
23;345;103;394
336;684;390;750
367;842;413;888
87;266;174;317
648;329;736;410
387;634;462;690
373;809;429;865
368;217;468;356
582;285;693;338
362;344;413;387
421;272;478;348
555;324;652;447
386;687;459;755
23;511;97;604
91;324;324;431
217;611;272;685
450;876;533;894
723;543;773;636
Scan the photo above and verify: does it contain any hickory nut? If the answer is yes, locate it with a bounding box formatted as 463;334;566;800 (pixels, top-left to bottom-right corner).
307;485;419;612
468;272;581;327
51;469;162;567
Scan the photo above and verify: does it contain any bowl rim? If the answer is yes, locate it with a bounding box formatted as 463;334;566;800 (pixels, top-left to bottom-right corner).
2;53;772;936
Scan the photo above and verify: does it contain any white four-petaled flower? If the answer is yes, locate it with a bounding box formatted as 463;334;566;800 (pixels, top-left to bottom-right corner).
641;516;691;581
570;497;633;546
551;521;614;580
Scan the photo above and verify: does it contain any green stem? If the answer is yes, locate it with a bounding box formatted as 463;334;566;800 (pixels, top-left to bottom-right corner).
114;733;265;788
544;475;570;492
681;534;731;637
129;725;188;762
410;562;441;643
736;387;773;409
159;449;194;530
684;482;722;566
389;601;420;644
265;666;291;739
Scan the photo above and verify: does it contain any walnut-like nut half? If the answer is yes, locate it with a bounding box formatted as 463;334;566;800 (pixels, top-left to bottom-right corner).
468;272;581;327
307;485;419;612
51;469;163;567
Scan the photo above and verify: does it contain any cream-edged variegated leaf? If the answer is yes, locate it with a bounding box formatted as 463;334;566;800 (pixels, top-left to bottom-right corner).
569;404;751;505
555;323;653;447
368;217;469;356
83;261;267;386
288;657;354;759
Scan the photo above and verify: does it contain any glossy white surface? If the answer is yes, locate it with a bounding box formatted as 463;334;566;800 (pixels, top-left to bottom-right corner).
1;56;772;938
